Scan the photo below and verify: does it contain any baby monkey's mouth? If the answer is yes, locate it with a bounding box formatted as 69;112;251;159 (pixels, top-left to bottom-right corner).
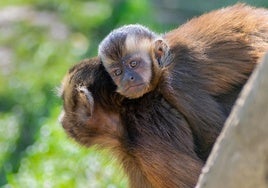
125;83;145;92
117;83;147;99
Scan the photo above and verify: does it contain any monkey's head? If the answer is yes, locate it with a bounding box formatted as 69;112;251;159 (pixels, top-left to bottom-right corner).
98;24;170;99
59;57;123;148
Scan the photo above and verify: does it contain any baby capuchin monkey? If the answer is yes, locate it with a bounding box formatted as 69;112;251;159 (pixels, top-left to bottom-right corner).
98;4;268;161
98;24;167;99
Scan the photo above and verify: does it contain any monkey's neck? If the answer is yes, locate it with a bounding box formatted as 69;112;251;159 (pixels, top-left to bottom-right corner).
150;60;166;92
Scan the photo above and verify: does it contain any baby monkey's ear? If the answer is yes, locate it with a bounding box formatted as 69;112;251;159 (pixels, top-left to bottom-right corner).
153;39;171;68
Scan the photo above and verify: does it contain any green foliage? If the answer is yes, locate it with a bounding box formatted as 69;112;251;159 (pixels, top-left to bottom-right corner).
0;0;132;187
0;0;267;187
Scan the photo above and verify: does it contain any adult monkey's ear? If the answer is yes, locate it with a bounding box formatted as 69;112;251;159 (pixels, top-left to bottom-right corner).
153;39;171;68
76;85;94;117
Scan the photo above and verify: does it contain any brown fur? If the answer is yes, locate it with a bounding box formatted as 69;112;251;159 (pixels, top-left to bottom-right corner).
60;4;268;187
161;4;268;159
99;4;268;161
60;58;203;188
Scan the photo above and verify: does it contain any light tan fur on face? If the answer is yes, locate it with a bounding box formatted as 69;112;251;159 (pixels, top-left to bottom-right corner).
99;34;152;67
139;53;152;84
101;56;114;68
125;35;152;55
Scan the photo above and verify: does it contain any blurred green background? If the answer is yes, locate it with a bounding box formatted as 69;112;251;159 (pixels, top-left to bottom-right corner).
0;0;267;187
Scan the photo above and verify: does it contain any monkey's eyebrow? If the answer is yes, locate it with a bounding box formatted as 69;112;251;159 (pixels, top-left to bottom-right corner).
108;63;120;69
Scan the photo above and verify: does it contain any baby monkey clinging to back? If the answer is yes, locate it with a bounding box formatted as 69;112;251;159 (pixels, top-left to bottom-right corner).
98;24;169;99
98;4;268;161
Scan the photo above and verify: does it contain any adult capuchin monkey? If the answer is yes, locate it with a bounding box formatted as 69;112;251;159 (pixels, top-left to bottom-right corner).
98;4;268;161
60;58;203;188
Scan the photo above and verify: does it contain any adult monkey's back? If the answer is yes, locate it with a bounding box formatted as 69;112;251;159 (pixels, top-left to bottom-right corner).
163;4;268;160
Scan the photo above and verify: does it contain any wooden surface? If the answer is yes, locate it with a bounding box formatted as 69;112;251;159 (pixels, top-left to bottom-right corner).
196;53;268;188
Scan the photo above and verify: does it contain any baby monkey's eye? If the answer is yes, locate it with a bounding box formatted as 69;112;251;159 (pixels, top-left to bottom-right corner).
114;69;122;76
129;61;138;68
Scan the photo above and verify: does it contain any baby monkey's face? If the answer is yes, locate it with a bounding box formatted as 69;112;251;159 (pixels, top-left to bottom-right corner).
106;50;153;99
99;32;170;98
98;24;171;99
